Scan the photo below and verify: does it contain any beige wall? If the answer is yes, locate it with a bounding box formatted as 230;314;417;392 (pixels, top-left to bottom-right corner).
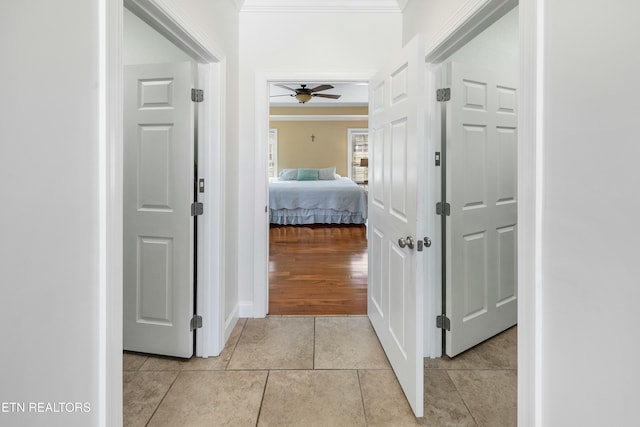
270;107;367;177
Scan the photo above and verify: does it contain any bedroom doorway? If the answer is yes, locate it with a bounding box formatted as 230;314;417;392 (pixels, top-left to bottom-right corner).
267;81;370;315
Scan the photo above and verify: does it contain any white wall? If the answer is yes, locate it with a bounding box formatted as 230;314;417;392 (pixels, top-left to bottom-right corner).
0;1;239;425
0;1;100;425
237;11;402;314
540;0;640;425
123;8;193;64
445;6;518;76
402;0;469;46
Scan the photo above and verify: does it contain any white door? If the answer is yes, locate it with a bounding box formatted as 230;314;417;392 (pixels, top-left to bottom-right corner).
123;62;195;358
368;35;427;417
444;61;518;357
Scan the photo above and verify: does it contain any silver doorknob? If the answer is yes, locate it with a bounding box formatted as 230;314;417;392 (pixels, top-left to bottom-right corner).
398;237;407;248
406;236;415;249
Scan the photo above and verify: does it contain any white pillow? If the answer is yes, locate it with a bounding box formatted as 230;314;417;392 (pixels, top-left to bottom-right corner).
318;167;337;180
279;168;298;180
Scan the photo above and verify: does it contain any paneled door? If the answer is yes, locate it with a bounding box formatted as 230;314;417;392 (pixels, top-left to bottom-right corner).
123;62;195;358
444;61;518;357
368;35;427;417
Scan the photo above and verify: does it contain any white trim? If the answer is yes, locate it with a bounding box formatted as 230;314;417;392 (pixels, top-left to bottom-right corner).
270;114;368;122
519;1;543;425
424;0;518;63
239;0;401;13
101;0;123;425
254;70;375;318
423;62;443;358
269;128;279;177
238;300;255;318
224;303;240;342
347;128;369;181
195;59;227;357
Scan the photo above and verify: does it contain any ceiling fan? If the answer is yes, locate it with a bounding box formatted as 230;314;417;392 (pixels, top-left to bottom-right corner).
271;84;342;104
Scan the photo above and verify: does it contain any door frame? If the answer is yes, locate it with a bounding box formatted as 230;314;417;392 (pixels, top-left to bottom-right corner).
421;0;541;425
252;70;375;318
102;0;226;423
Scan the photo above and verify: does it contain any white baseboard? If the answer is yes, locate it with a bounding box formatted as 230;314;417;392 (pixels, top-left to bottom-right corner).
224;303;240;343
238;300;254;318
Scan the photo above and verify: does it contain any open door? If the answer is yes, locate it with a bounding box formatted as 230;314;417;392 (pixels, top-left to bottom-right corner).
444;61;518;357
123;61;195;358
368;35;427;417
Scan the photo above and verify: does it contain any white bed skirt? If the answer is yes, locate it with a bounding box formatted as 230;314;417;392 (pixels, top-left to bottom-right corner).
269;208;367;225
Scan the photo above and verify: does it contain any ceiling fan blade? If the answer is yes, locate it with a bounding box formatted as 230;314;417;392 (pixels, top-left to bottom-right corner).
312;93;341;99
274;84;297;93
269;94;294;98
308;84;334;93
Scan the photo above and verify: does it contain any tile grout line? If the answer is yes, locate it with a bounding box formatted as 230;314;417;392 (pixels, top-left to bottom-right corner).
445;369;480;427
224;318;248;371
356;370;370;427
254;370;271;427
312;316;316;370
144;370;181;427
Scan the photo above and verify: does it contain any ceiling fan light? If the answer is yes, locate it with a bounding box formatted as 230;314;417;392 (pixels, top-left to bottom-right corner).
295;93;312;103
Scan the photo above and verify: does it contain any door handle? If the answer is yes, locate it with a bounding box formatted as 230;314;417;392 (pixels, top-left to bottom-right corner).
406;236;415;249
398;236;415;250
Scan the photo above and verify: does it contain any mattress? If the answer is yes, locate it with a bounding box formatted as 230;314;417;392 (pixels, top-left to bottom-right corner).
269;177;367;225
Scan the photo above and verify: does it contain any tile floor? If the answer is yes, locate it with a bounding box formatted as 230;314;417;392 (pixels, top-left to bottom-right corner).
124;316;517;426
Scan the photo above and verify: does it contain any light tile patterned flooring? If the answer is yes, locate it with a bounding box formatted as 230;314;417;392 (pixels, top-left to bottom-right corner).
124;316;517;426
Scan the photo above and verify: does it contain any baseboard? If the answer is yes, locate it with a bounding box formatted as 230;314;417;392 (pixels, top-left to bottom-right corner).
224;303;240;343
238;300;254;318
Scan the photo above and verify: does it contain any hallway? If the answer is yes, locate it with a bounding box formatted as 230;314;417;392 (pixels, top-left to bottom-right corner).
124;316;516;426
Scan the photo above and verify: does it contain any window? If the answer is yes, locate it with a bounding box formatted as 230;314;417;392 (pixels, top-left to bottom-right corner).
268;128;278;178
347;128;368;183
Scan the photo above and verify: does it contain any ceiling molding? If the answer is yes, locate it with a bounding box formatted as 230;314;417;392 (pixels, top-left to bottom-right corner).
270;115;368;122
395;0;409;11
239;0;401;13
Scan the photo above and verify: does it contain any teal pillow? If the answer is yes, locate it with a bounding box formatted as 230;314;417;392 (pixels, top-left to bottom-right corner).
297;168;319;181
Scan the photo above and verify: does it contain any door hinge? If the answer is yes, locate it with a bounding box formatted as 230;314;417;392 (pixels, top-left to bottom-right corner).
436;315;451;331
190;315;203;331
191;202;204;216
436;88;451;102
436;202;450;216
191;88;204;102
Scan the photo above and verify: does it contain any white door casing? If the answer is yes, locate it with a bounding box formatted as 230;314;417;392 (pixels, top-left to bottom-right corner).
368;35;427;418
445;61;518;357
123;61;195;358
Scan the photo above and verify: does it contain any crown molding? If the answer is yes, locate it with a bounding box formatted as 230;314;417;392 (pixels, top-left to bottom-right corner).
395;0;409;11
270;114;368;122
240;0;401;13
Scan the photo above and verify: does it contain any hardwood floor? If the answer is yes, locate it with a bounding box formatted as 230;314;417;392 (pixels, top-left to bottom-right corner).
269;224;368;315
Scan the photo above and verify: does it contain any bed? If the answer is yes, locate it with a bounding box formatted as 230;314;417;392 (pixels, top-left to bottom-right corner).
269;168;367;225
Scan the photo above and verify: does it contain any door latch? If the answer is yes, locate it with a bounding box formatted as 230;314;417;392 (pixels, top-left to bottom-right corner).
417;237;432;252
